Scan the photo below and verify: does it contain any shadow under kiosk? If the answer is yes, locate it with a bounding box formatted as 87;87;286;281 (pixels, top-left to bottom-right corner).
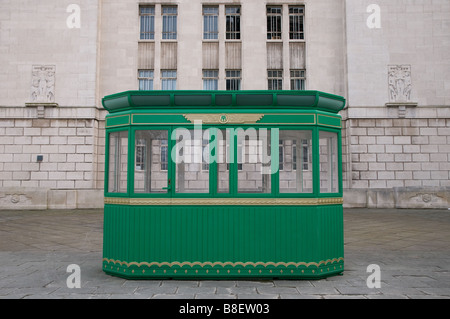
102;90;345;279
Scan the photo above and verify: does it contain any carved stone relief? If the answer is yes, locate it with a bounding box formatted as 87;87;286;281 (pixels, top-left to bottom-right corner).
31;65;56;103
388;65;412;103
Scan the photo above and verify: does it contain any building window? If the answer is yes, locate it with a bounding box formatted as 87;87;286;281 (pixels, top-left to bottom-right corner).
279;140;284;171
203;70;219;90
268;70;283;90
160;139;168;171
226;70;241;90
162;6;177;40
140;6;155;40
202;139;210;171
135;139;146;171
161;70;177;90
289;6;305;40
138;70;154;90
203;6;219;40
226;6;241;40
290;70;306;90
267;6;282;40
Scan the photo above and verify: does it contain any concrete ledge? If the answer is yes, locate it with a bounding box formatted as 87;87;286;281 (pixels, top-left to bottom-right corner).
344;187;450;209
1;187;449;210
0;188;103;210
0;187;48;210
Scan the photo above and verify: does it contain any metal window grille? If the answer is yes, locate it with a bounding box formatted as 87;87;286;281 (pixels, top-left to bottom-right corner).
289;6;305;40
203;70;219;90
279;140;284;171
162;6;177;40
138;70;154;90
160;140;168;171
290;70;306;90
161;70;177;90
140;6;155;40
135;139;146;171
202;139;210;171
268;70;283;90
302;139;309;171
267;6;282;40
226;6;241;40
203;6;219;40
226;70;241;90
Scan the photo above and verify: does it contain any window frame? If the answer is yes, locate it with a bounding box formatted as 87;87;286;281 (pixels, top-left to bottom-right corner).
203;6;219;40
267;6;282;40
290;69;306;91
268;69;283;90
139;6;155;40
203;70;219;91
226;70;241;91
161;70;177;90
138;69;154;91
162;6;178;40
289;6;305;40
225;6;241;40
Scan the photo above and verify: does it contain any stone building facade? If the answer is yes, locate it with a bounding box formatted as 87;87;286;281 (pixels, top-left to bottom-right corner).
0;0;449;209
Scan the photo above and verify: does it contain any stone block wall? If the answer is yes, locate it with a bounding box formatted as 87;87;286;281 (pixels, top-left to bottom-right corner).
0;106;106;209
343;114;450;209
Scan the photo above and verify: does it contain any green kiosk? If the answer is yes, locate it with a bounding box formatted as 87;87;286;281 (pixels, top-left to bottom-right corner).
102;90;345;279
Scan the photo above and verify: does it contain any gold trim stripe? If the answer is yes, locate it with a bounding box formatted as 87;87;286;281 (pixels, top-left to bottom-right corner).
183;114;264;124
104;197;343;206
103;258;344;269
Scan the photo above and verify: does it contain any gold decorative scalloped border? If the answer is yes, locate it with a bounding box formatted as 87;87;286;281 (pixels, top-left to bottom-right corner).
103;257;344;269
104;197;343;206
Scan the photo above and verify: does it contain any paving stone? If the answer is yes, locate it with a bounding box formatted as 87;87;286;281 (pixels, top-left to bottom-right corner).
1;208;450;299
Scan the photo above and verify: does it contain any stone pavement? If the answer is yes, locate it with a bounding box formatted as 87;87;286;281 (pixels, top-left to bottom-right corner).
0;208;449;299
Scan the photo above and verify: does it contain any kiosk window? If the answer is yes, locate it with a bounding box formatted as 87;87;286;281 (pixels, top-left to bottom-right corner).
134;130;169;194
279;130;313;193
319;131;339;193
108;131;128;193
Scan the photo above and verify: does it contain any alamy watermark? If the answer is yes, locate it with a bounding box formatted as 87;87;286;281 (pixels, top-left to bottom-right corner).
366;4;381;29
366;264;381;288
66;264;81;289
171;123;279;175
66;4;81;29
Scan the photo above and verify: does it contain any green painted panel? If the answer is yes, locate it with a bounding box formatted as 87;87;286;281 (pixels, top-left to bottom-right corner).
105;114;130;128
131;114;190;125
131;95;171;107
316;95;346;113
174;95;212;106
103;204;344;279
103;96;130;112
258;113;316;125
236;94;273;106
215;94;233;106
276;94;316;107
318;114;342;128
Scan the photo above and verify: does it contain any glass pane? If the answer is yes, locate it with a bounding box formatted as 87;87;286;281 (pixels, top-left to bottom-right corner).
140;6;155;40
108;131;128;193
319;131;339;193
162;7;177;40
203;6;218;39
217;129;231;193
279;130;313;193
174;129;210;193
134;130;168;194
237;128;271;193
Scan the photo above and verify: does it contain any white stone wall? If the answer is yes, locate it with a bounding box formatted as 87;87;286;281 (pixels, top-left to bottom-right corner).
0;0;99;107
345;0;450;107
0;0;449;209
343;0;450;208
